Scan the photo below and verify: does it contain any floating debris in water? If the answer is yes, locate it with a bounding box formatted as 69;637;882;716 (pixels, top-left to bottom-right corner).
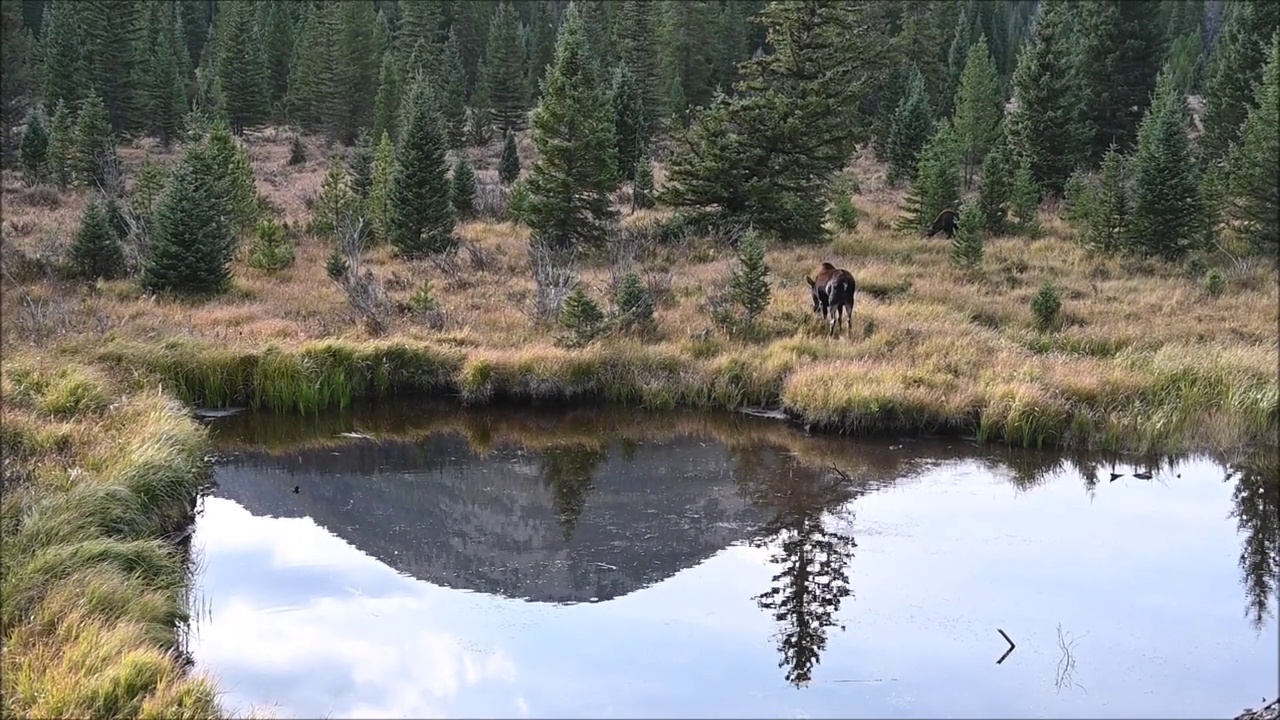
192;407;244;420
336;431;374;440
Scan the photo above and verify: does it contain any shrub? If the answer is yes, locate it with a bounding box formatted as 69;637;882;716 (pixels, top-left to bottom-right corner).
632;158;655;211
613;272;655;330
508;180;532;223
831;194;859;232
247;218;294;272
288;134;306;165
408;278;437;312
325;248;349;281
1205;268;1226;298
559;287;606;347
950;200;984;268
1031;281;1062;331
69;197;126;281
499;130;520;185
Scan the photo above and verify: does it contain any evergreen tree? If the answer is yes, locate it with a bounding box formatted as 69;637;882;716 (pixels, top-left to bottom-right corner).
1007;0;1090;196
1010;153;1043;237
1;2;30;161
632;154;655;211
19;110;49;186
1127;67;1202;260
347;129;375;201
69;196;126;281
46;100;73;188
484;1;528;134
38;0;87;111
1225;32;1279;255
368;129;395;244
436;28;469;148
141;141;237;296
730;231;771;322
372;50;401;144
613;0;662;126
499;129;520;185
215;0;269;133
451;157;477;219
132;1;187;146
611;62;647;181
977;127;1014;235
259;0;294;117
396;0;444;58
1165;31;1204;96
1085;144;1131;253
524;4;618;253
1201;2;1280;162
886;65;933;185
204;118;261;235
525;0;558;103
130;155;168;224
658;0;720;119
896;120;962;236
73;92;113;189
951;34;1002;190
80;0;142;133
286;4;342;140
313;155;358;239
386;73;456;256
950;200;985;269
334;0;381;144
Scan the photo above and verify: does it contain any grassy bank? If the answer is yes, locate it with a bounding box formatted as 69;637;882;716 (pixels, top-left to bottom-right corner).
0;359;221;718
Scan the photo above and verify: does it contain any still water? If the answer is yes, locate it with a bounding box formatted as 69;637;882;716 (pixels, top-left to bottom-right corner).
189;402;1278;719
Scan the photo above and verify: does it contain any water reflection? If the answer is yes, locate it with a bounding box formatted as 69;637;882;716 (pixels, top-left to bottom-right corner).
540;443;607;543
1227;450;1280;630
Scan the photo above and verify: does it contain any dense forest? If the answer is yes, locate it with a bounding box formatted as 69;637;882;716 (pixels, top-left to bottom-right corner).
0;0;1276;300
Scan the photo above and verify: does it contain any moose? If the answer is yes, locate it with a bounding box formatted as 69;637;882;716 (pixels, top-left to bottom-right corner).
925;208;959;239
805;262;857;339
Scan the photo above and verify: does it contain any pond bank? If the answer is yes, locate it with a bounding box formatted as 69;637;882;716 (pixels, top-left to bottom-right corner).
94;335;1278;455
1238;699;1280;720
0;361;222;718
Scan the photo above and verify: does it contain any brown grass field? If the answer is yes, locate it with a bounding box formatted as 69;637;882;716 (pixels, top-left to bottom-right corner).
0;125;1276;718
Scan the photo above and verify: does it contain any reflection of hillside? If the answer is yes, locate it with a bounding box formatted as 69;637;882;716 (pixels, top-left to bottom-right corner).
213;431;767;604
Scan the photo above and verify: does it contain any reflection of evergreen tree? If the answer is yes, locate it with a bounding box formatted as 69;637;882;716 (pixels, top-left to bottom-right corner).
540;443;607;542
734;447;859;687
1229;450;1279;630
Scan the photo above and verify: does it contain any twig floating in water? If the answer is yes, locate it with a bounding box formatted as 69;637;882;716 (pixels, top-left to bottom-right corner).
996;628;1016;665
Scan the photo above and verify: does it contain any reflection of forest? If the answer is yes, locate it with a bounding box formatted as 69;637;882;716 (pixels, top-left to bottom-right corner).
205;401;1277;686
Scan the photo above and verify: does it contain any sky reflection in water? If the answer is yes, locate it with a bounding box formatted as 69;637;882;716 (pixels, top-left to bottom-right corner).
189;408;1278;720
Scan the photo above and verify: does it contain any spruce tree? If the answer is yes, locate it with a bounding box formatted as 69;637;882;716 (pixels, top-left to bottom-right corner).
1127;68;1202;260
977;125;1014;235
204;119;261;235
1225;32;1279;256
69;196;126;281
484;1;528;134
632;155;655;211
37;0;86;111
499;129;520;185
141;142;236;297
730;231;771;322
396;0;444;58
1007;0;1090;196
611;62;647;181
451;157;477;219
368;129;395;244
259;1;294;117
372;50;402;144
72;92;113;189
130;155;167;224
525;0;559;103
334;0;380;144
1201;2;1280;163
886;65;934;185
285;4;342;140
1;2;30;161
215;0;269;133
896;120;963;235
19;110;48;186
313;155;358;239
347;129;375;201
525;4;618;253
46;100;73;188
80;0;141;133
1010;154;1043;238
950;200;985;269
386;73;456;257
613;0;662;126
132;1;187;146
436;28;469;148
1085;144;1130;253
951;34;1002;190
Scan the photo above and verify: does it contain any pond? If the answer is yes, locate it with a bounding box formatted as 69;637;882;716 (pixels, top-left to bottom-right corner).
187;401;1278;719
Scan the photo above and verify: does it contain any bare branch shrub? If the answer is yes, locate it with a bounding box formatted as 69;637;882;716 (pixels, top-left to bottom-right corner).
329;215;393;335
527;241;578;325
473;182;509;221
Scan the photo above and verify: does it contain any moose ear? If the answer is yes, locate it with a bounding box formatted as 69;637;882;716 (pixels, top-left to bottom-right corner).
805;276;815;287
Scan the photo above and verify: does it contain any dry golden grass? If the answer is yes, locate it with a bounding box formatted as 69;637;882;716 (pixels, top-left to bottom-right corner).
2;130;1277;454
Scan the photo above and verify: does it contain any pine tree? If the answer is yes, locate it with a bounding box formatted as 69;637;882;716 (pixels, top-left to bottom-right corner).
632;155;655;211
1007;0;1090;196
658;0;720;119
69;196;126;281
451;157;477;219
951;34;1002;190
730;231;771;322
130;155;167;223
1127;67;1202;260
484;1;528;134
614;0;662;126
347;129;375;201
525;0;558;103
897;120;962;235
46;100;73;188
368;129;395;244
499;129;520;185
1;3;30;162
19;110;49;186
314;155;358;239
38;0;87;111
886;65;934;185
559;286;606;346
396;0;444;58
372;50;402;144
436;28;469;148
215;0;269;133
203;118;261;235
1225;32;1279;255
950;200;985;268
80;0;142;133
286;4;342;140
1201;2;1280;163
525;4;618;253
132;1;187;146
259;1;294;118
1085;144;1130;253
1010;153;1043;238
611;62;647;181
978;123;1014;235
386;73;456;256
73;92;113;189
141;141;237;296
334;0;381;144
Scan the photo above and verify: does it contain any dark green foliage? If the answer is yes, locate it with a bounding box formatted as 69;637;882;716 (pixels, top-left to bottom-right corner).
613;0;662;126
248;217;295;272
372;50;401;144
325;247;349;282
1225;32;1279;255
333;0;381;145
1031;281;1063;331
977;128;1013;235
396;0;444;58
559;287;607;347
951;34;1002;189
1010;153;1043;238
658;0;722;120
72;92;113;189
204;119;261;235
129;156;167;223
38;0;87;112
632;155;655;211
19;110;48;185
131;1;188;145
141;142;237;297
886;65;933;186
46;100;73;188
286;4;343;141
408;278;437;313
613;272;655;330
368;130;395;244
1201;2;1280;163
313;155;358;239
950;200;985;269
451;157;477;219
525;5;618;253
347;129;375;201
1165;31;1204;96
730;232;771;322
1205;268;1226;298
69;196;125;281
830;194;859;232
386;73;456;257
484;1;527;134
1008;0;1089;196
1;2;30;161
215;0;269;133
897;120;962;236
1127;69;1202;260
259;1;294;116
435;29;469;148
1063;169;1093;226
611;62;647;181
79;0;142;133
525;0;559;103
498;129;519;185
288;134;306;165
1086;145;1131;253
